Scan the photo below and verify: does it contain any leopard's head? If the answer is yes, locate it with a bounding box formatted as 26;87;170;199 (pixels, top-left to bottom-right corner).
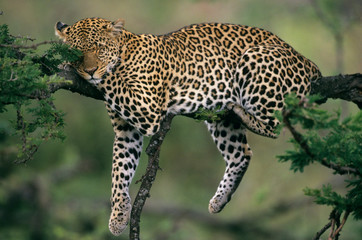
55;17;124;83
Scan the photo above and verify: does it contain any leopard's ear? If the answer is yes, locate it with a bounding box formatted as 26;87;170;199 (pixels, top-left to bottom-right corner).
55;21;69;40
112;18;125;30
107;18;125;36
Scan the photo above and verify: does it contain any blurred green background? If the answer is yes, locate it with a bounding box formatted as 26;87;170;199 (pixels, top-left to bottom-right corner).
0;0;361;239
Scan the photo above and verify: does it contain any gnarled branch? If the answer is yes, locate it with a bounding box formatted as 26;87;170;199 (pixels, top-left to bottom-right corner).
54;65;104;101
310;73;362;108
129;114;175;240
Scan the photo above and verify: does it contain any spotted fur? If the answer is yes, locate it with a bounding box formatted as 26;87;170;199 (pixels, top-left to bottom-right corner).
55;17;321;235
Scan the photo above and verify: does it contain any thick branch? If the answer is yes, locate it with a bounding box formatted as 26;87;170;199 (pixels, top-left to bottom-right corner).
53;65;104;101
310;73;362;108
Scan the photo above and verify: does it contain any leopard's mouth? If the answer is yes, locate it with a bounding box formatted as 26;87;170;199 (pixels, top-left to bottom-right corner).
89;77;103;85
75;67;103;83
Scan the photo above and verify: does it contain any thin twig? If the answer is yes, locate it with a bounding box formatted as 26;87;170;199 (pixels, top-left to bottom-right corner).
16;106;26;155
282;108;314;156
320;158;359;176
332;210;350;239
313;221;332;240
327;208;342;240
15;106;40;164
10;35;36;41
328;218;335;240
0;40;62;50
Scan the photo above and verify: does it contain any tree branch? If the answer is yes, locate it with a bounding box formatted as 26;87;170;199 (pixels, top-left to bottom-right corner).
0;40;62;49
313;221;332;240
331;210;350;239
129;114;175;240
53;65;105;101
310;73;362;108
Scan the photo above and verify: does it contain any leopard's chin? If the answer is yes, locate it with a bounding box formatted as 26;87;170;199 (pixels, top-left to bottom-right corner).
89;78;103;85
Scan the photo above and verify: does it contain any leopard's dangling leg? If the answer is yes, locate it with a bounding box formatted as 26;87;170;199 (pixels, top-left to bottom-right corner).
205;118;252;213
106;104;143;236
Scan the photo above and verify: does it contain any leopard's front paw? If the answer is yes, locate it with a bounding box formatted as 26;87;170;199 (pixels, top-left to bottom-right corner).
108;200;132;236
208;193;228;214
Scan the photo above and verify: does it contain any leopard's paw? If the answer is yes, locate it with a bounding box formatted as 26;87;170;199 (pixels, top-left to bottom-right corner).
208;193;228;214
108;201;132;236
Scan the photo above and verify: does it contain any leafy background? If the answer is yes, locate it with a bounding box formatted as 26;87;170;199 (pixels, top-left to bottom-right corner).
0;0;361;239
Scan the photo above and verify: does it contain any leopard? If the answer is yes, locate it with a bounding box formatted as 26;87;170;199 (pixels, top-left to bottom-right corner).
55;17;321;235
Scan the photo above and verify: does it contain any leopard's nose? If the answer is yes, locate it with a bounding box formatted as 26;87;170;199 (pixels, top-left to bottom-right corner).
84;66;98;76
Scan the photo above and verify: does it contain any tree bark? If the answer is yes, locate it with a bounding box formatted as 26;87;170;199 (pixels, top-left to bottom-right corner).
129;114;174;240
54;65;104;101
309;73;362;108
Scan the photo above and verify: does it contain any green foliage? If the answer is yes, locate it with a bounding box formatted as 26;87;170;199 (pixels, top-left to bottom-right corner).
304;185;349;214
277;94;362;224
0;24;81;162
194;106;228;122
277;95;361;173
38;42;83;75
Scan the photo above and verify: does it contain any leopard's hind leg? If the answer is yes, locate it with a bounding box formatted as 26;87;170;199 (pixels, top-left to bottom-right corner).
206;117;252;213
230;44;315;138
